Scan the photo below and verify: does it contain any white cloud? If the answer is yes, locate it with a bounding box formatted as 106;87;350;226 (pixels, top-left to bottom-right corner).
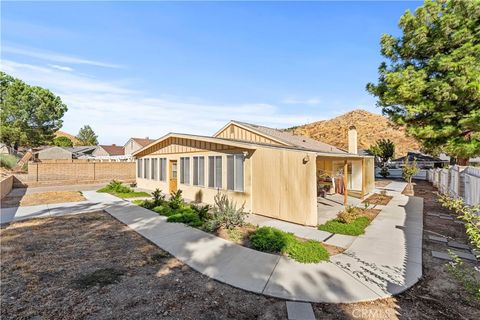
3;45;121;69
49;64;74;72
1;59;319;144
281;97;322;105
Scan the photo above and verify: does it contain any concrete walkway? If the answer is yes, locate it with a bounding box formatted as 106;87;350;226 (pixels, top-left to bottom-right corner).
0;184;423;303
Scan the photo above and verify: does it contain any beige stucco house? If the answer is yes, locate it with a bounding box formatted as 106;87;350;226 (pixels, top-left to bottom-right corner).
124;137;156;156
134;121;375;226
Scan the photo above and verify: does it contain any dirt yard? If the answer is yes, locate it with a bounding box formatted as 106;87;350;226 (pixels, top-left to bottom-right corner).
1;181;479;319
1;191;85;208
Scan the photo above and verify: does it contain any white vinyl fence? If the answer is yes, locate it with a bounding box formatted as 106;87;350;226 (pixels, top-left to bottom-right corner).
428;166;480;206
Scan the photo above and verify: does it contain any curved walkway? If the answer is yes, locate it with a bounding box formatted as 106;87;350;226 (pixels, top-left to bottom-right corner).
1;183;423;303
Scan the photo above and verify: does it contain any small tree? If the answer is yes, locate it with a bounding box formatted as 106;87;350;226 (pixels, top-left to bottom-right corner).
368;139;395;178
52;136;73;147
76;125;98;145
402;158;418;195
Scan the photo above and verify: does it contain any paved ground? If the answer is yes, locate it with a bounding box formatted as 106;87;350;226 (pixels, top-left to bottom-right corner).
1;183;423;303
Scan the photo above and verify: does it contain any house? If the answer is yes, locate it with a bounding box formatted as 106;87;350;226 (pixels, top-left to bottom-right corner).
36;146;74;160
133;121;375;226
124;137;156;156
34;146;98;160
392;151;448;169
92;144;125;157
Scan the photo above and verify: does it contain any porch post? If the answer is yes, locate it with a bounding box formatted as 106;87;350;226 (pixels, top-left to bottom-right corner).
361;158;366;198
343;160;348;205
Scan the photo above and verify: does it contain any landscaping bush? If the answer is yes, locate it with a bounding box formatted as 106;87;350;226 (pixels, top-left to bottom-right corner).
152;205;174;216
191;204;211;221
250;227;288;252
208;192;247;231
167;211;202;227
98;180;134;194
168;190;184;210
285;238;330;263
250;226;330;263
337;205;359;224
0;154;19;169
152;188;166;206
318;216;370;236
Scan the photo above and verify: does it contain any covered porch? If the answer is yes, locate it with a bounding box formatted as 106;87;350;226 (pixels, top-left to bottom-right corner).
316;155;375;217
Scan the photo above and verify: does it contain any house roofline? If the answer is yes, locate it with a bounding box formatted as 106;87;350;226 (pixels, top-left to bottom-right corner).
212;120;291;146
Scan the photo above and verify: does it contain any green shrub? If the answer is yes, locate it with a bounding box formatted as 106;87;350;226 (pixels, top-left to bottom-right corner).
167;211;202;227
337;205;359;224
250;227;288;252
152;188;166;206
168;190;184;210
132;199;145;206
318;216;371;236
209;192;247;230
0;154;19;169
153;205;174;216
250;227;330;263
191;204;211;221
285;238;330;263
98;180;134;194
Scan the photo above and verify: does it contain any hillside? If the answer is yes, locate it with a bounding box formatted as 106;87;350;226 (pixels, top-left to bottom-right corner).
54;130;81;145
287;109;420;157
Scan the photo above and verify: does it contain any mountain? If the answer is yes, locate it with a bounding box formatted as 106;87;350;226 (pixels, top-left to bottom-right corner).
287;109;420;157
54;130;81;145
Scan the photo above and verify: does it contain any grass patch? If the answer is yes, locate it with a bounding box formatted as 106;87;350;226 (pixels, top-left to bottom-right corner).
73;268;124;289
317;216;370;236
0;154;19;169
97;180;150;199
250;226;329;263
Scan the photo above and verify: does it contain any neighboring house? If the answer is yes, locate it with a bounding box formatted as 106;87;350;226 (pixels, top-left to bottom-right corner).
35;146;98;160
392;151;448;169
92;144;125;157
134;120;375;226
66;146;98;159
124;137;155;156
36;146;74;160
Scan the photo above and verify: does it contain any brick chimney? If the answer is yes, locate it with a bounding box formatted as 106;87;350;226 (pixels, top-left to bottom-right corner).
348;125;357;154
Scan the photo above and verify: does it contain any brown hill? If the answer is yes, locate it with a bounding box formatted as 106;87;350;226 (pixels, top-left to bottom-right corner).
54;130;81;145
287;109;420;157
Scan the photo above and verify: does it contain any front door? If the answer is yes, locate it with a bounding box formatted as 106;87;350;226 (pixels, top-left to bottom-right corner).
169;160;178;193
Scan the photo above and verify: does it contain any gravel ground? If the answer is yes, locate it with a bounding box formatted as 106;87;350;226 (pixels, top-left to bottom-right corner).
0;212;286;320
1;181;479;319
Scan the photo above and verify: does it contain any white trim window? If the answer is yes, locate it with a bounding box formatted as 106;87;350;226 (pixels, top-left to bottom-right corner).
227;154;244;192
208;156;222;189
137;159;142;178
193;156;205;186
151;158;158;180
144;158;150;179
180;157;190;184
159;158;167;181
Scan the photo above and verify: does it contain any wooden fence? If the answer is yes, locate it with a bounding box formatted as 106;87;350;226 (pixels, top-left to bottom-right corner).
427;166;480;206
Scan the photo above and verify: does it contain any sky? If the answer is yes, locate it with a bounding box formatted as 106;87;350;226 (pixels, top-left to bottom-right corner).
1;1;421;144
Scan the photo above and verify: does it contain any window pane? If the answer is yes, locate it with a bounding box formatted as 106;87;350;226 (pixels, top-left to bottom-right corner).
193;157;199;185
180;158;184;183
162;159;167;181
137;159;142;178
199;157;205;186
144;159;150;179
215;156;222;188
151;158;156;180
235;155;244;191
227;155;234;190
185;158;190;184
208;156;214;187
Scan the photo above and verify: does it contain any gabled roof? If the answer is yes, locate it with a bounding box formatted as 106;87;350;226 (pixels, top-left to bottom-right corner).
98;145;125;156
129;137;156;147
218;120;347;154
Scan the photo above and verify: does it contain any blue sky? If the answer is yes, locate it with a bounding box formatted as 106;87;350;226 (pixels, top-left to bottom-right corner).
1;1;421;144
